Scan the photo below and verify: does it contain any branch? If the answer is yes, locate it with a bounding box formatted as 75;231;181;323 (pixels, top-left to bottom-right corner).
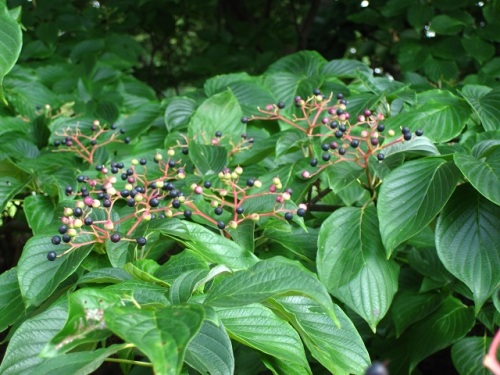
484;330;500;374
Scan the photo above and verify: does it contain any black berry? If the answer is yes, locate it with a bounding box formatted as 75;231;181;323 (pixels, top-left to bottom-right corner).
322;153;331;161
136;237;147;246
110;233;121;243
241;117;249;123
172;199;181;209
403;132;412;141
103;199;112;208
47;251;57;261
236;207;244;214
214;206;223;215
338;148;346;155
124;137;131;144
184;210;192;218
335;130;343;139
401;127;410;135
297;208;306;217
415;129;424;136
84;217;93;226
339;124;347;132
62;234;71;243
73;207;83;217
149;198;159;207
310;158;318;167
321;143;329;151
204;181;212;189
58;225;68;234
217;221;226;229
246;179;255;187
377;124;385;132
168;160;176;168
51;235;61;245
365;362;388;375
350;140;359;148
330;121;338;129
121;189;130;198
277;101;285;109
215;131;222;138
284;212;293;221
377;153;385;161
182;147;189;155
76;175;86;183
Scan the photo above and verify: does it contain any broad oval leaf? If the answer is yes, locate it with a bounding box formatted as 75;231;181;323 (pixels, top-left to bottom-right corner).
0;2;22;104
185;320;234;375
378;158;460;255
451;336;492;375
18;235;94;307
321;59;371;78
23;195;57;235
104;305;205;375
436;184;500;312
164;96;197;132
188;89;244;147
216;303;311;373
454;148;500;206
204;257;337;324
317;206;399;331
0;305;68;375
272;296;370;374
460;85;500;132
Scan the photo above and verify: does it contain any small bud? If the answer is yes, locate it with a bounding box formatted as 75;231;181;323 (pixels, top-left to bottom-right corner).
231;172;238;180
75;200;85;209
235;166;243;175
253;180;262;188
282;192;291;200
190;183;198;191
276;195;284;203
104;221;114;230
134;193;144;202
156;181;164;188
132;159;139;165
228;220;238;229
194;186;203;194
388;129;395;136
177;172;186;179
302;171;311;179
124;183;133;191
220;189;228;196
178;195;186;203
156;152;165;161
165;209;173;218
92;200;101;208
266;104;273;111
272;177;281;186
360;130;369;138
211;200;219;208
107;187;117;196
143;213;152;221
167;149;175;156
67;228;78;237
109;176;117;184
73;219;83;228
251;213;260;221
63;207;73;217
269;184;276;193
298;203;307;210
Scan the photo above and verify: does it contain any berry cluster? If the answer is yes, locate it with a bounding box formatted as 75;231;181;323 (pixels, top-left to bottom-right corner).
47;150;306;261
246;89;423;190
52;120;129;164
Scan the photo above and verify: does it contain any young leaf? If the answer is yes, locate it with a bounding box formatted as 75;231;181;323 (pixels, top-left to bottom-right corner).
454;147;500;206
216;303;311;372
378;158;460;256
451;336;492;375
124;260;169;287
185;320;234;375
104;305;205;375
436;184;500;312
271;296;370;375
204;257;337;324
0;267;26;333
154;250;209;284
0;305;68;375
18;234;94;307
317;206;399;331
0;2;22;104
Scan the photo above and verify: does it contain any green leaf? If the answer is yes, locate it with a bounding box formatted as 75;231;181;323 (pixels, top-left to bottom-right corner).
189;143;228;175
271;296;370;374
321;59;371;78
0;2;22;104
189;90;244;147
382;136;440;158
154;250;209;284
461;36;495;65
77;267;131;285
18;234;94;307
205;258;337;324
429;14;466;35
0;131;40;159
266;50;326;76
0;305;68;375
391;290;443;337
148;219;258;270
124;260;169;287
216;304;311;372
105;279;170;307
33;344;127;375
104;305;205;375
452;336;492;375
454;147;500;205
23;195;57;235
378;158;461;256
204;72;255;96
164;97;197;132
317;206;399;331
436;184;500;312
0;267;25;333
229;81;276;117
461;85;500;132
383;94;470;142
42;288;121;356
105;238;130;268
170;269;209;304
185;320;234;375
0;159;30;212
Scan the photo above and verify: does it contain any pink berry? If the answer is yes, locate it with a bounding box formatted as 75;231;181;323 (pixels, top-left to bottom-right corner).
84;196;94;206
194;186;203;194
302;171;310;179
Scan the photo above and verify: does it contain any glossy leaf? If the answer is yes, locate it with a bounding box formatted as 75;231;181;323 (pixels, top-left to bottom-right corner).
154;250;209;284
452;336;492;375
147;219;259;270
436;184;500;311
272;296;370;374
0;267;25;333
454;147;500;205
23;195;57;235
0;2;22;104
0;305;68;375
189;89;244;147
104;305;205;375
18;234;94;307
164;96;197;132
123;260;169;287
205;258;337;324
185;320;234;375
170;268;209;304
317;206;399;331
460;85;500;132
378;158;460;255
216;304;311;372
189;143;228;176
